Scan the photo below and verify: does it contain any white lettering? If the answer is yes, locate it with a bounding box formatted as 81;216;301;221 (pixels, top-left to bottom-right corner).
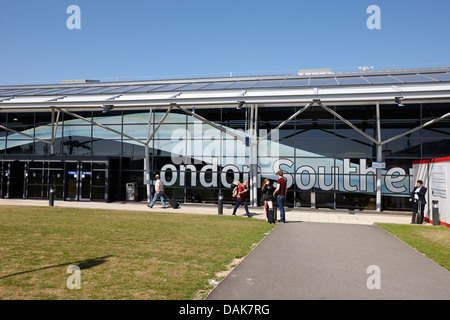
385;168;407;193
220;165;240;188
296;166;316;190
317;166;339;191
344;159;358;191
160;164;178;186
199;158;218;187
360;159;376;192
273;159;294;188
156;158;412;194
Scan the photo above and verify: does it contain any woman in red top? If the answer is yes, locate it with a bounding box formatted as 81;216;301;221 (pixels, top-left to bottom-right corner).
232;180;252;217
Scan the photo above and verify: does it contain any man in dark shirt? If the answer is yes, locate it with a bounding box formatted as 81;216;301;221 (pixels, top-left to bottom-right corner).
409;180;427;224
273;170;287;223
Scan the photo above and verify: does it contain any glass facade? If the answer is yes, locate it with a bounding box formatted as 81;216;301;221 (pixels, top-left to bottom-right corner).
0;103;449;210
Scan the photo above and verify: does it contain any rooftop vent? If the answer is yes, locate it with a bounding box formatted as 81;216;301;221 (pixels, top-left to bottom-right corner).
297;68;334;76
60;79;100;84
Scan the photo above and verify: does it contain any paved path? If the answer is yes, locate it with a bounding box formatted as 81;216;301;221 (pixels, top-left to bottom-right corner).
207;222;450;300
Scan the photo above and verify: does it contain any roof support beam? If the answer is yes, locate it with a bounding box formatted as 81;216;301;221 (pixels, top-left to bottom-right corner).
0;124;51;145
50;109;61;154
58;108;146;145
174;104;245;143
257;102;314;144
316;102;379;145
380;110;450;146
146;106;173;146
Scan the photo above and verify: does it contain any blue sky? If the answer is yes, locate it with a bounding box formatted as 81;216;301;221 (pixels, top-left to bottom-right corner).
1;0;450;84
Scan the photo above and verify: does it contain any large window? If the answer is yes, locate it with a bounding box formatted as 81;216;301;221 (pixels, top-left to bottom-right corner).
0;102;449;209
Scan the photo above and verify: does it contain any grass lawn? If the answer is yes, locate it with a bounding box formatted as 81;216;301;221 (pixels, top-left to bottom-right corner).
0;205;274;300
378;223;450;271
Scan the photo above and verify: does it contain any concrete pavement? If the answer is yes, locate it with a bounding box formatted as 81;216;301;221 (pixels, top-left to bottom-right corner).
0;199;416;225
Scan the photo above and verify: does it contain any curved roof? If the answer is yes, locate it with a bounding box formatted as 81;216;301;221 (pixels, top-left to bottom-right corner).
1;66;450;110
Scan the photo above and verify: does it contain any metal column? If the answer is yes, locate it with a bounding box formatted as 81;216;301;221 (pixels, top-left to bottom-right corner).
376;102;382;212
249;104;258;207
145;108;153;203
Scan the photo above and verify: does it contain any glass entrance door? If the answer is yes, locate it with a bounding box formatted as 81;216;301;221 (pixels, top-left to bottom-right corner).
79;162;91;201
64;161;99;201
66;162;78;201
5;161;26;199
0;162;7;198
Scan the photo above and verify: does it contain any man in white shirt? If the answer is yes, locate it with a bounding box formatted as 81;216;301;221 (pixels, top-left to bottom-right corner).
147;174;166;209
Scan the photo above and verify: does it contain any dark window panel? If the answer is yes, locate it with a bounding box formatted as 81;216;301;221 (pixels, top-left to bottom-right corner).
420;73;450;82
201;82;234;90
152;83;190;92
226;81;259;89
393;74;437;83
309;77;338;86
335;76;368;85
280;79;309;87
363;75;402;84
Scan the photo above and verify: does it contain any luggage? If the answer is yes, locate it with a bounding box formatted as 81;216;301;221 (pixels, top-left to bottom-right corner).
164;191;180;209
169;198;179;209
267;208;275;224
232;186;238;198
273;206;278;222
412;200;423;224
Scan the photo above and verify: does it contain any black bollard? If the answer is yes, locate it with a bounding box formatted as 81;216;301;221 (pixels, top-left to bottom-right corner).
218;192;223;215
432;200;439;226
49;187;55;207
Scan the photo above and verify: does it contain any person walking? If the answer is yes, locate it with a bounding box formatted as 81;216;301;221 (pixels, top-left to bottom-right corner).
232;180;252;217
409;180;427;224
147;174;166;209
262;179;275;224
273;170;287;223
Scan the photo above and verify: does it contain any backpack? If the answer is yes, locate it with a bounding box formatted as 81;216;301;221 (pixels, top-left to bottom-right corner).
232;186;238;198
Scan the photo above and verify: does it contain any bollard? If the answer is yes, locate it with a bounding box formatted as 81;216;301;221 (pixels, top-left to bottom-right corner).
311;189;316;209
218;192;223;215
432;200;439;226
49;187;55;207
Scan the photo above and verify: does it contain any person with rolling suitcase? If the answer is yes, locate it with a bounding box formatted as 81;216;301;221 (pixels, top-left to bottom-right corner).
262;179;275;224
409;180;427;224
273;170;287;223
147;174;166;209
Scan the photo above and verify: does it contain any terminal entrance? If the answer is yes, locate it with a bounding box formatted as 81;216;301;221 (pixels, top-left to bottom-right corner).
66;162;93;201
0;156;118;203
0;161;26;199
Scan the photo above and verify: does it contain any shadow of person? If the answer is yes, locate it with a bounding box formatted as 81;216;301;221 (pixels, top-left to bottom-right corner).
77;256;112;270
0;255;113;280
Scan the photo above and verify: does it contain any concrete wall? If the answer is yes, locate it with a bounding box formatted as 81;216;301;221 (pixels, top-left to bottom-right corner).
412;157;450;227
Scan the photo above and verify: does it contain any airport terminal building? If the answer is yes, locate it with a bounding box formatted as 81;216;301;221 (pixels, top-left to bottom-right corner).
1;67;450;211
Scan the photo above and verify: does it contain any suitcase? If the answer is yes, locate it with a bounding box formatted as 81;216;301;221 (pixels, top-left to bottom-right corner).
412;200;423;224
169;198;179;209
267;208;275;224
273;206;278;222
